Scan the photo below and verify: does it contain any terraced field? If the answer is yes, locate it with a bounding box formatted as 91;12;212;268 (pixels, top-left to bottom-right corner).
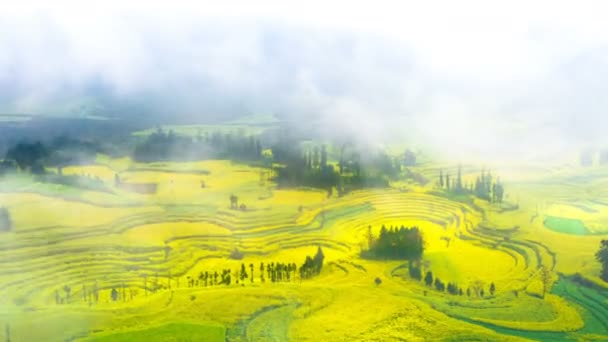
0;158;607;341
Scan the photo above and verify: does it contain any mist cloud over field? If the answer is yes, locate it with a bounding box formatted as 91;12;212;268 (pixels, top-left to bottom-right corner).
1;1;608;160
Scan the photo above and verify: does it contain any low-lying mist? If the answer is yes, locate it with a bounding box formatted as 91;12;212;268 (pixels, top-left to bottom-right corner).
1;2;608;163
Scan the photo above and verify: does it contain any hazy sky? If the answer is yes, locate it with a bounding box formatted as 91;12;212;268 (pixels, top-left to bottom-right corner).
1;1;608;160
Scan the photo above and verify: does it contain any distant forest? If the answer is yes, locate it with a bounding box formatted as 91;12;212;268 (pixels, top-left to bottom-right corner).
0;125;421;193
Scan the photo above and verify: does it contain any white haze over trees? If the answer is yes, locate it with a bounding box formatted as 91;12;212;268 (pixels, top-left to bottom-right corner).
1;1;608;161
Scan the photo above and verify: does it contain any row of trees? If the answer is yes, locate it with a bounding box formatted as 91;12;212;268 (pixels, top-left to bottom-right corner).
362;225;424;260
439;167;504;203
56;247;326;305
409;261;496;297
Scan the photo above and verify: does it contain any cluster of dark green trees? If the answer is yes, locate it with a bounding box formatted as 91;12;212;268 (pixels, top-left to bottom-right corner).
1;139;111;192
133;128;262;162
439;167;504;203
597;240;608;282
362;225;424;260
273;143;411;193
300;246;325;279
4;137;99;174
409;261;496;297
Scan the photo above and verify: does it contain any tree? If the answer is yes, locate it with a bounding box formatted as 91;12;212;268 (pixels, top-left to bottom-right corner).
439;169;444;188
540;266;552;299
456;165;463;192
445;173;451;191
249;263;254;283
597;240;608;282
111;288;118;301
312;146;320;169
424;271;433;287
260;262;265;282
240;263;248;283
230;194;238;209
0;207;11;232
375;277;382;286
403;149;416;166
408;259;422;281
470;280;485;297
364;225;373;250
320;145;328;169
313;246;325;274
63;285;71;302
489;282;496;296
434;278;445;291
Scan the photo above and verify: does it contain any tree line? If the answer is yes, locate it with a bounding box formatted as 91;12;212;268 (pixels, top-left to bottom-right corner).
362;224;424;260
54;247;325;305
439;166;504;203
133;128;262;162
272;142;415;194
408;260;496;298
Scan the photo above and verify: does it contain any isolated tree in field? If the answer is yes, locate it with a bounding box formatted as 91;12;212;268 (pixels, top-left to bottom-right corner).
425;271;433;287
230;194;238;209
445;173;451;191
111;288;118;301
63;285;71;302
375;277;382;286
249;263;254;283
489;282;496;296
597;240;608;282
